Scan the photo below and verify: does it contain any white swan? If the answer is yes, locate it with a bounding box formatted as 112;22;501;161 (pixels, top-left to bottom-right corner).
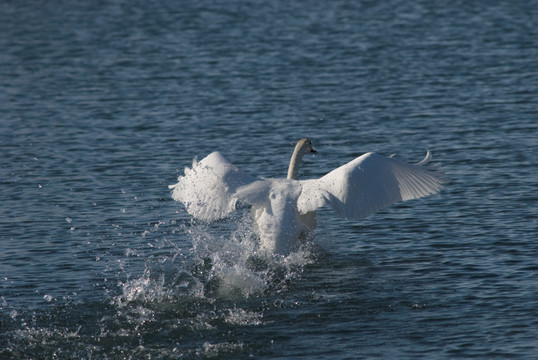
169;139;446;256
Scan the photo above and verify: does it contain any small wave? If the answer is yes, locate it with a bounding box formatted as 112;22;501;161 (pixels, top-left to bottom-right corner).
196;341;244;358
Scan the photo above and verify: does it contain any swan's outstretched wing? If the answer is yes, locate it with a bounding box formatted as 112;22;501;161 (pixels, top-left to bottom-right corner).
298;151;446;220
169;152;258;221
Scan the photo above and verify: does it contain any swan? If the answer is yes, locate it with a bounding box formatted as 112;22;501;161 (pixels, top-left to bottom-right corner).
169;139;446;256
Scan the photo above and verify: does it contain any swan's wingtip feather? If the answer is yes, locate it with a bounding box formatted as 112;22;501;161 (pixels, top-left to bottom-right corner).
416;150;432;166
415;150;449;183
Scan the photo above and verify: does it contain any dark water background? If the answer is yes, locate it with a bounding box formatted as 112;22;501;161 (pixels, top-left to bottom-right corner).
1;0;537;358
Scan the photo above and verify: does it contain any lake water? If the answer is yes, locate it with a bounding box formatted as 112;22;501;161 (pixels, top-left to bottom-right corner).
1;0;537;358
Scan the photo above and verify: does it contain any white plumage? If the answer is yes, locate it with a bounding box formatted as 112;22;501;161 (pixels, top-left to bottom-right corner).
170;139;446;256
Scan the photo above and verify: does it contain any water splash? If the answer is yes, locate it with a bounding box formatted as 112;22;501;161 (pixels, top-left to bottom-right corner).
117;214;315;305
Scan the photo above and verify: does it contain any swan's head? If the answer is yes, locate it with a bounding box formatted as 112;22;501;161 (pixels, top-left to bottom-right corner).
295;138;317;155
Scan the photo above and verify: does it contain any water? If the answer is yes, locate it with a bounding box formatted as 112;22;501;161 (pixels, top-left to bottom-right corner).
1;0;537;358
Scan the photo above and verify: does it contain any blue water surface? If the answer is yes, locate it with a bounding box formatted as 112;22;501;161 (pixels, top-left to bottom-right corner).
1;0;537;358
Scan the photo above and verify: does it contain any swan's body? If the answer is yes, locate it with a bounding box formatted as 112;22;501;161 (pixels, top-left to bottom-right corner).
170;139;446;256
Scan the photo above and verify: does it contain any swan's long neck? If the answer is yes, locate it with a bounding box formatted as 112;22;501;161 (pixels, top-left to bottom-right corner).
287;151;303;180
287;140;311;180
